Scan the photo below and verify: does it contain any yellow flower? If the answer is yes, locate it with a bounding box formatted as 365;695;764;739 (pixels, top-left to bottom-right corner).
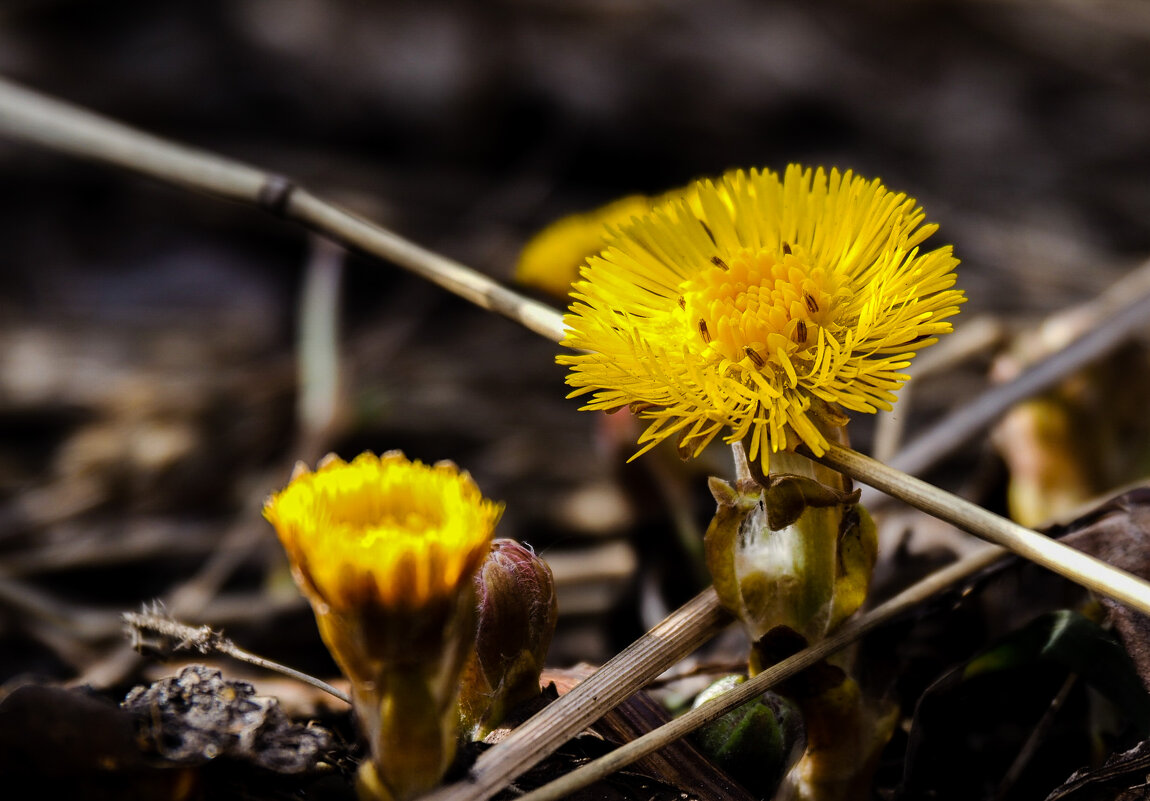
264;451;500;614
516;193;653;298
264;451;502;801
559;165;963;469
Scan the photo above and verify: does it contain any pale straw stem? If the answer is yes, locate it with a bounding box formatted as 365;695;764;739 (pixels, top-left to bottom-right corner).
0;76;567;344
816;441;1150;616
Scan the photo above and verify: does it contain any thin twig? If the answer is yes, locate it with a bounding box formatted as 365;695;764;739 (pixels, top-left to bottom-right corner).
419;588;731;801
871;315;1004;464
123;607;351;704
0;76;567;344
815;442;1150;617
77;520;267;688
0;573;123;641
0;572;124;671
296;235;346;464
993;670;1078;801
510;544;1009;801
872;256;1150;497
0;523;221;577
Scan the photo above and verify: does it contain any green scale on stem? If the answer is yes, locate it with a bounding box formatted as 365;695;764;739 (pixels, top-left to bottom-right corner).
704;443;877;662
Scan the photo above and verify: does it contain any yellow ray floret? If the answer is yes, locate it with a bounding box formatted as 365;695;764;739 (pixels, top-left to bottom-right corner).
264;451;501;613
559;165;964;469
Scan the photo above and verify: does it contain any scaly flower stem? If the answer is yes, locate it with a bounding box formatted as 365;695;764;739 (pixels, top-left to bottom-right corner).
812;441;1150;616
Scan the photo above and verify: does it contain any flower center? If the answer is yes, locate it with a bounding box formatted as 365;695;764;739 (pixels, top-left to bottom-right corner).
678;245;847;371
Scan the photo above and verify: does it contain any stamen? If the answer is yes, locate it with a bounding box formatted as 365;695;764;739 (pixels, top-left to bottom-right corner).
804;291;819;314
794;320;808;344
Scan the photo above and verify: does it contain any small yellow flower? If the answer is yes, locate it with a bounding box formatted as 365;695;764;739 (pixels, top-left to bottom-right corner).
560;165;964;469
516;193;653;298
265;451;501;614
264;451;502;801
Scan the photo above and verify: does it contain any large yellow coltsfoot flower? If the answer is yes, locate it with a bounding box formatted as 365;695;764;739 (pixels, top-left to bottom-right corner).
560;165;963;471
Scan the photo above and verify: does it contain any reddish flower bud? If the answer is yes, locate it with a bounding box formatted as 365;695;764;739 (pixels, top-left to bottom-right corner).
459;539;558;739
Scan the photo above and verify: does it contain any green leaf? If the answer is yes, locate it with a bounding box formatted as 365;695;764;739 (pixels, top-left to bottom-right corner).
962;610;1150;731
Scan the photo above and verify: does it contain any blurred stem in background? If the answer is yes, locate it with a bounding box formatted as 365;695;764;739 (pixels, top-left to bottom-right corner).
296;236;346;464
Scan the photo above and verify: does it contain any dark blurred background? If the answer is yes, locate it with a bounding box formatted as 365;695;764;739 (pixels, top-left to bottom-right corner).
1;0;1149;673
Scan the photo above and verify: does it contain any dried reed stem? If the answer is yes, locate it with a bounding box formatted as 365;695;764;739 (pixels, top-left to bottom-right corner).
0;76;566;344
815;442;1150;616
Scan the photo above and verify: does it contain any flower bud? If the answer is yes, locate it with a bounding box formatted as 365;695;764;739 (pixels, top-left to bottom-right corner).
692;675;806;799
459;539;558;740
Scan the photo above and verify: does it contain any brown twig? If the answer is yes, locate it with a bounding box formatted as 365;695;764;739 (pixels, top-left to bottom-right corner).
869;256;1150;500
123;606;351;704
0;522;221;577
993;670;1079;801
76;520;268;688
295;236;347;465
871;315;1005;464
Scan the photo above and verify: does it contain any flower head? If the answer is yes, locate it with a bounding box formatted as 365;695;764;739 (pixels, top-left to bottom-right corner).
264;451;501;615
264;451;502;800
559;165;963;469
